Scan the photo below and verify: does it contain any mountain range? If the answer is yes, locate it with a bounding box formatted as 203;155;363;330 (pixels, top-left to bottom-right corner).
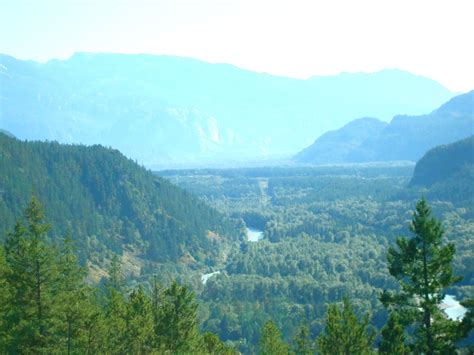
0;52;455;167
295;91;473;164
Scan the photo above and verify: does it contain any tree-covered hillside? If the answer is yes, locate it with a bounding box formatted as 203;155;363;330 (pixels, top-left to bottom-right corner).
411;135;474;187
0;133;239;267
409;135;474;208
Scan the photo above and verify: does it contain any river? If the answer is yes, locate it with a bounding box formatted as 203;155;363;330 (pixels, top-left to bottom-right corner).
201;227;264;284
246;227;264;242
441;294;467;320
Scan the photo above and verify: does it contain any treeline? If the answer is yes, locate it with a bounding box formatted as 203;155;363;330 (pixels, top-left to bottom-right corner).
0;197;234;353
0;133;240;266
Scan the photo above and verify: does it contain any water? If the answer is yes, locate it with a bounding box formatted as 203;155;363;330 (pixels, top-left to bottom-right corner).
441;294;467;320
201;270;221;285
246;227;264;242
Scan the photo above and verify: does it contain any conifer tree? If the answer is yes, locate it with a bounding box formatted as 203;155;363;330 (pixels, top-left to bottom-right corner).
378;312;409;354
124;286;154;353
317;297;374;355
155;280;203;352
3;197;58;353
53;232;91;354
258;320;289;355
103;254;127;353
292;323;312;355
0;245;11;351
380;198;464;354
203;331;236;354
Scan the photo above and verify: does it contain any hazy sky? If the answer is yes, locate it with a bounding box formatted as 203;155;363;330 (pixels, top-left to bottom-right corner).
1;0;473;92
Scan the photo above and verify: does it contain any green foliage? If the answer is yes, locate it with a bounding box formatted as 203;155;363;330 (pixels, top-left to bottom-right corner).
166;166;473;350
410;135;474;209
291;323;313;354
0;133;239;266
317;297;375;355
378;312;409;354
53;232;95;353
155;280;204;352
124;286;154;353
203;331;236;354
3;196;57;353
258;320;289;355
381;198;465;354
0;245;11;350
0;197;227;353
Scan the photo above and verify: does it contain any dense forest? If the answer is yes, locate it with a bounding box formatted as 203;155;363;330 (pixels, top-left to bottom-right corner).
1;196;472;353
410;135;474;206
161;156;474;352
0;133;240;273
1;134;473;353
0;197;235;353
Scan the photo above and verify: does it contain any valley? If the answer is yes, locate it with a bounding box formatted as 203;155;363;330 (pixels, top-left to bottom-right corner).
1;2;473;352
160;161;474;352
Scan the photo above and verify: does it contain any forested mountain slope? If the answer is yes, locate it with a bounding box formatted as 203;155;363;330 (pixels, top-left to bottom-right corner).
0;53;454;166
295;91;473;164
409;136;474;207
0;133;239;266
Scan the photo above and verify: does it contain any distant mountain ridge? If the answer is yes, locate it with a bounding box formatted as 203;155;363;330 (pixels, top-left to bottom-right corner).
0;52;455;166
295;91;473;164
294;117;387;164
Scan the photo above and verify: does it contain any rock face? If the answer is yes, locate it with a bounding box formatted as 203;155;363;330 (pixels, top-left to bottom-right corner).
0;52;454;166
295;91;473;164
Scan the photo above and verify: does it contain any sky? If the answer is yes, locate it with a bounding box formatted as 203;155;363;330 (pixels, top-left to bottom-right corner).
1;0;473;92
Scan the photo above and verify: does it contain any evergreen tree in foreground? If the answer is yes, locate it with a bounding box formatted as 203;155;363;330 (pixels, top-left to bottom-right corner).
378;312;409;354
381;198;466;354
317;296;375;355
292;323;313;354
0;197;232;353
258;320;289;355
3;196;57;353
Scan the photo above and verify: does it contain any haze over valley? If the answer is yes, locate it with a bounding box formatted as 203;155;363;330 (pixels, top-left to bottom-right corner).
1;1;473;353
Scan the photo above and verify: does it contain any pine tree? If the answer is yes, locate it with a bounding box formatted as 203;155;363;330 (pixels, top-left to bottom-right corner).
103;255;127;353
380;198;464;354
203;331;236;354
155;280;203;352
124;286;154;353
378;312;409;354
317;297;374;355
3;197;58;353
258;320;289;355
53;232;91;354
292;323;312;354
0;245;12;351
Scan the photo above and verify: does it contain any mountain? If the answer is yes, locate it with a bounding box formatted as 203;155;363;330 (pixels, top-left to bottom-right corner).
0;52;454;166
295;91;473;164
408;136;474;209
0;133;239;267
294;117;387;164
410;135;474;187
0;129;14;138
